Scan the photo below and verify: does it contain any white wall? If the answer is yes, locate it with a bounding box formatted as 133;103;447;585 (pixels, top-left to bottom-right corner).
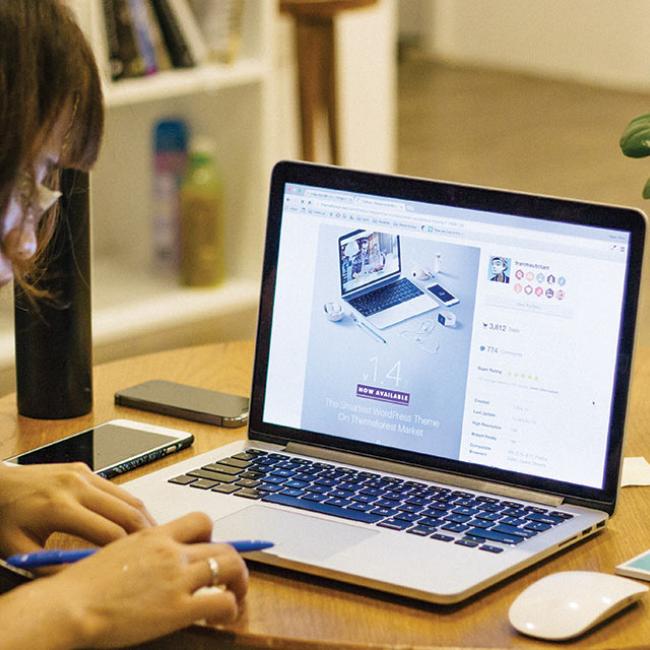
409;0;650;91
271;0;397;172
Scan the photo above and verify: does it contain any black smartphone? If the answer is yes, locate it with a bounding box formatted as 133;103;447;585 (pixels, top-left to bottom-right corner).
115;380;249;427
3;419;194;479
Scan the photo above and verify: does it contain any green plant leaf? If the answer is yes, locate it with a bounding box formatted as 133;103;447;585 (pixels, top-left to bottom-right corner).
620;113;650;157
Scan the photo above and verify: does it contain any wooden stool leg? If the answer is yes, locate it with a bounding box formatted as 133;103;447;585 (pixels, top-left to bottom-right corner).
294;16;338;164
322;16;338;164
295;18;322;162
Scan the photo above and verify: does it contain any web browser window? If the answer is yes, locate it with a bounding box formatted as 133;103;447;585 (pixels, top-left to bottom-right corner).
263;183;630;490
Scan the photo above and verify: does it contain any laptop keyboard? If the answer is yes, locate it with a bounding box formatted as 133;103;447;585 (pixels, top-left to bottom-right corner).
168;449;574;553
348;278;424;317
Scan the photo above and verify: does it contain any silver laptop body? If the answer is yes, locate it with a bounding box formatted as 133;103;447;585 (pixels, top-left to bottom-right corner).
124;161;645;604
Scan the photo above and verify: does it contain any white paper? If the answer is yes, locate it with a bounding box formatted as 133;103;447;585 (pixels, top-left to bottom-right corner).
621;456;650;487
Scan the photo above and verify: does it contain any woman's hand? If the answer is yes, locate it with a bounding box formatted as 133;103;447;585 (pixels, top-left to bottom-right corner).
0;512;249;649
0;462;155;557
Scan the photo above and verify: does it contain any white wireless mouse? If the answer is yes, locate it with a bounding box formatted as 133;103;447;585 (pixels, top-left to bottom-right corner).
508;571;648;641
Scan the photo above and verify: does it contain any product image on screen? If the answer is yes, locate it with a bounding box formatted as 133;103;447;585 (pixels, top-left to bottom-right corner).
339;230;400;295
10;423;182;472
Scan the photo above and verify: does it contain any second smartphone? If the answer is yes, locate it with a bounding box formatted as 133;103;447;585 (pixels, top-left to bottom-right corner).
115;380;249;427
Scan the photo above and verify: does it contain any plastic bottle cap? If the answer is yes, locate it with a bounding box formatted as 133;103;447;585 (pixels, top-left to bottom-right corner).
190;136;217;156
154;119;188;153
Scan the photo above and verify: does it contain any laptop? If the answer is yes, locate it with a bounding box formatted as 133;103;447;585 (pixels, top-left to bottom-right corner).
338;229;436;329
123;161;645;604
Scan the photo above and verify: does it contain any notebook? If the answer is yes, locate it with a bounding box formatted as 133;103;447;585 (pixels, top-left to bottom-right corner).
338;230;436;329
123;161;645;604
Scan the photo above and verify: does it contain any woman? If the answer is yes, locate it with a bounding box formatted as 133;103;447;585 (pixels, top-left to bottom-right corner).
0;2;248;647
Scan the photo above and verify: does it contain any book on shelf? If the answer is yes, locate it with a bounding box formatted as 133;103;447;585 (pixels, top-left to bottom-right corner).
128;0;159;75
101;0;245;84
167;0;209;65
144;1;173;71
150;0;196;69
110;0;148;78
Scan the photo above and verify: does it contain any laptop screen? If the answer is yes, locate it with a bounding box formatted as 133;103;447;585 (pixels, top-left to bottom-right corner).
252;162;645;509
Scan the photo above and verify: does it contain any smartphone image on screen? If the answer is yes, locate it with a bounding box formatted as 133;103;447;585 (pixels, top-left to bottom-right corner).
3;419;194;479
426;283;460;307
115;380;249;427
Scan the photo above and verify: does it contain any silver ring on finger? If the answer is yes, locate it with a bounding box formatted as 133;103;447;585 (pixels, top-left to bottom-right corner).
207;556;220;587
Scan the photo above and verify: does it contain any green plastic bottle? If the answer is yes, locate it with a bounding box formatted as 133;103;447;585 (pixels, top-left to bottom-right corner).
179;137;225;287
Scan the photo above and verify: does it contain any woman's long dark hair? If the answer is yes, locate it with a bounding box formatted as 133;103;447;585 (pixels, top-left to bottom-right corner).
0;0;104;294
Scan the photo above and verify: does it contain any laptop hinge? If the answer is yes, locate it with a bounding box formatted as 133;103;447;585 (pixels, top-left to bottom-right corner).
285;442;564;507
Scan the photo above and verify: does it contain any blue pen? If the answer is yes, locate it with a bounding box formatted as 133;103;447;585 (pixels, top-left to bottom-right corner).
6;540;274;569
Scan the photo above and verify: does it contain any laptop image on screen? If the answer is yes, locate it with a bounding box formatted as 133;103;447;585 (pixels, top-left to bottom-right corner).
338;229;436;329
123;161;645;604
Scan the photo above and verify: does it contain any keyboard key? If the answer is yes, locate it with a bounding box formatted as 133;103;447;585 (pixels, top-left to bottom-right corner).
431;533;454;542
525;521;552;532
188;469;238;483
441;523;469;533
392;511;419;523
455;538;480;548
549;511;574;520
211;483;240;494
500;517;527;527
202;463;243;476
232;452;256;461
474;511;501;522
468;518;493;529
525;513;565;525
239;470;264;480
479;545;504;554
377;519;412;530
325;498;352;508
280;488;306;498
189;479;218;490
476;503;503;513
270;469;296;478
234;488;262;499
465;528;524;545
418;517;443;528
168;475;196;485
218;457;250;469
258;483;282;493
301;493;327;502
262;493;383;523
261;475;286;485
351;494;377;504
347;502;374;512
235;478;260;488
396;503;423;514
407;525;437;536
444;513;472;524
491;524;537;539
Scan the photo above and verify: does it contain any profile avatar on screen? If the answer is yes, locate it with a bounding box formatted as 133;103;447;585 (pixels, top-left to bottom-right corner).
489;256;511;283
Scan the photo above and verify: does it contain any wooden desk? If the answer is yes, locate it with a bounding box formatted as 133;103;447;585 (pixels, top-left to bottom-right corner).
1;341;649;649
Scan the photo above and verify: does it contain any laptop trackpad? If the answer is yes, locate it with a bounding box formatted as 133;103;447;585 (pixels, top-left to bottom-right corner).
213;506;378;561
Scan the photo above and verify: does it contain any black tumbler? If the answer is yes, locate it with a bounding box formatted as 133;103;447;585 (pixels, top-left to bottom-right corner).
14;169;93;418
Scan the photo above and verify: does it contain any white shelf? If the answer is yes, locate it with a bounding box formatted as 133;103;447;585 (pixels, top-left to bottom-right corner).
0;257;260;368
90;257;260;345
104;59;267;108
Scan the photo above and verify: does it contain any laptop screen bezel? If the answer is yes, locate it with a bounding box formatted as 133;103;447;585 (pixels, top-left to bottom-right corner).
250;161;646;515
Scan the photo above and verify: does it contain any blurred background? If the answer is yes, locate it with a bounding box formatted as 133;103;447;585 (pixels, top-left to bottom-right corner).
2;0;650;393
